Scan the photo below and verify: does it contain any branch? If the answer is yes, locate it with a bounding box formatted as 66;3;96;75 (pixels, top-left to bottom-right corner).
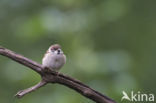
0;46;116;103
15;79;47;98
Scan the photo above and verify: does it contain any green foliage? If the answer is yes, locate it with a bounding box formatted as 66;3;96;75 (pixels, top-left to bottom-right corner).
0;0;156;103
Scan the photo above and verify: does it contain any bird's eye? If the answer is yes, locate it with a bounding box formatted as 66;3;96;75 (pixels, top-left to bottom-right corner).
58;49;60;53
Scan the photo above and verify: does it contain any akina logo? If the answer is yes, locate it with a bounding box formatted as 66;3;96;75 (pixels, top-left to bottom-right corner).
121;91;154;102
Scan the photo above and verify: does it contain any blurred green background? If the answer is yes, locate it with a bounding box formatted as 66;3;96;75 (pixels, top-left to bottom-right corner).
0;0;156;103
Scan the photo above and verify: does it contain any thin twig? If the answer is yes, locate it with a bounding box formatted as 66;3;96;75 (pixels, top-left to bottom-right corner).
15;80;47;98
0;46;116;103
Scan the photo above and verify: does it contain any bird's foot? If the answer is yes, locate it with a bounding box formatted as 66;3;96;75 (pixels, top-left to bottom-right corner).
42;66;60;76
42;66;52;73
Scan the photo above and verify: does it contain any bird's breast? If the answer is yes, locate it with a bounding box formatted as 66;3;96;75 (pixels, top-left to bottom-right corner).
42;53;66;71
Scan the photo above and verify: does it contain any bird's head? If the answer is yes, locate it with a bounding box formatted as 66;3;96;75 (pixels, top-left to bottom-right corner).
48;44;63;54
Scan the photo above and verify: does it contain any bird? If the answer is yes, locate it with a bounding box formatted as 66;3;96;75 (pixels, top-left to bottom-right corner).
42;44;66;73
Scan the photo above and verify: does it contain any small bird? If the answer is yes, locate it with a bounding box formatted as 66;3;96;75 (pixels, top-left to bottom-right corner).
42;44;66;72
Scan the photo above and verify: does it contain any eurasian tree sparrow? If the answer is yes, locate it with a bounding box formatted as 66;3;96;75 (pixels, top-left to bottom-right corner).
42;44;66;72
